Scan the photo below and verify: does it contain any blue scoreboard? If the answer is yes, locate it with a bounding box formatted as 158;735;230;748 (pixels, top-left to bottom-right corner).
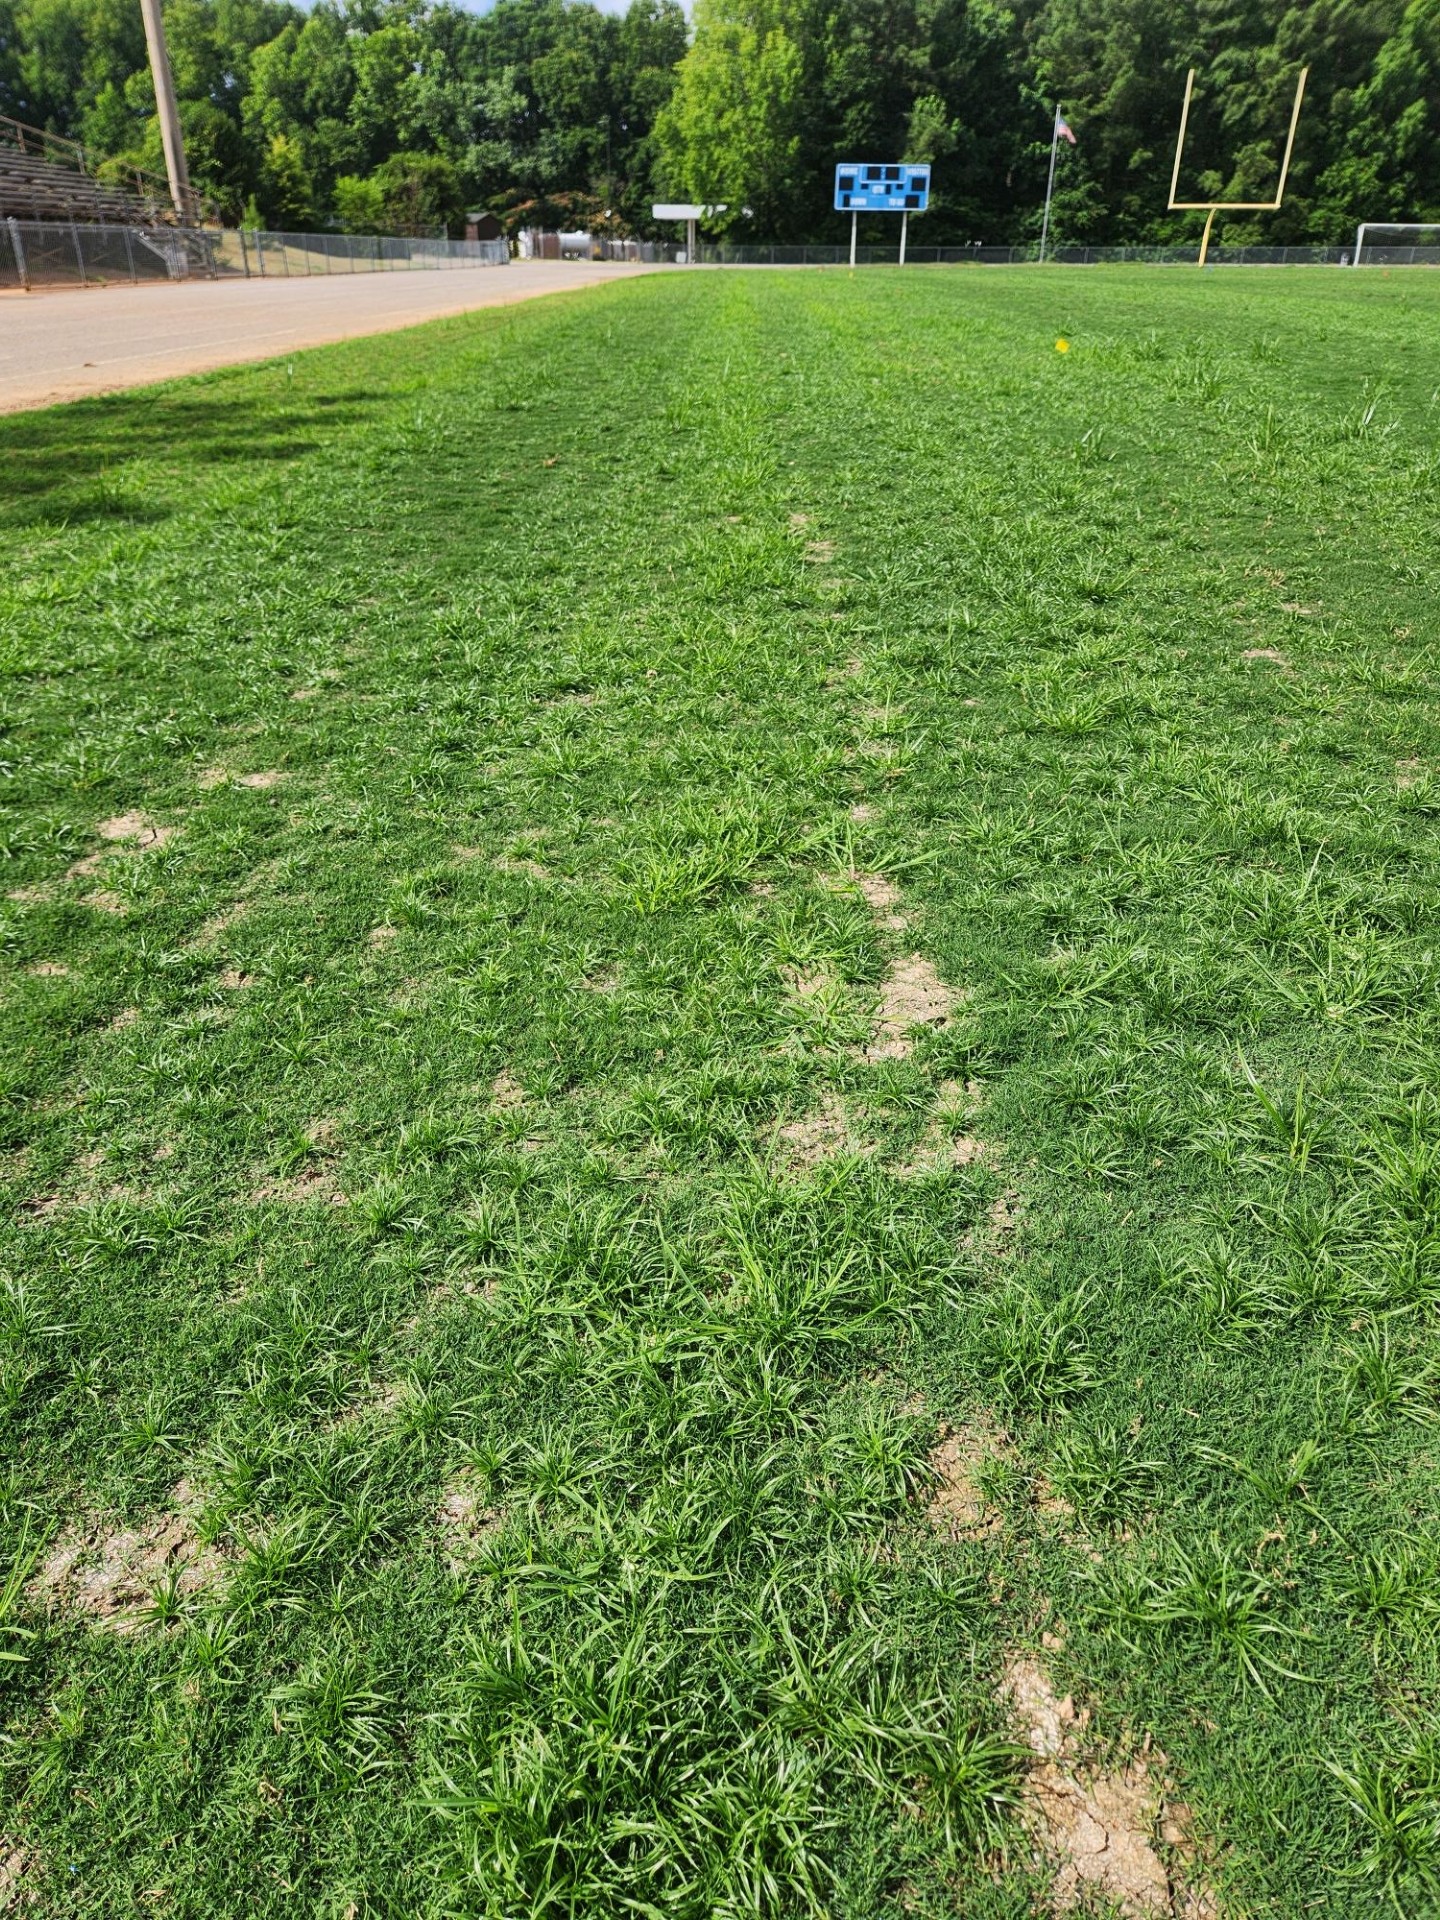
834;163;930;213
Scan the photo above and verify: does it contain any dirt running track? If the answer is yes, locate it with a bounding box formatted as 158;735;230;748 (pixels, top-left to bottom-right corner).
0;260;663;413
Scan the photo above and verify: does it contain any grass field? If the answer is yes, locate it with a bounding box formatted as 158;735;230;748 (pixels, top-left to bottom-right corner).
2;264;1440;1917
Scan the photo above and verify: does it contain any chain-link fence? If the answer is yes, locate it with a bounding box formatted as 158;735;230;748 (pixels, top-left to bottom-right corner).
505;234;1371;268
0;218;508;290
696;241;1356;267
8;220;1420;289
1353;242;1440;267
222;230;509;278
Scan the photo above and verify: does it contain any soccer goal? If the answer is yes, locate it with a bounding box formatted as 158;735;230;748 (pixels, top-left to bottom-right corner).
1352;223;1440;266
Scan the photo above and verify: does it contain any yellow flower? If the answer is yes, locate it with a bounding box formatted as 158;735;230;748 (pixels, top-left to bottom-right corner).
1055;337;1070;353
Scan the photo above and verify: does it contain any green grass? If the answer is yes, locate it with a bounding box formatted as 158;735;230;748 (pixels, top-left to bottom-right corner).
2;263;1440;1916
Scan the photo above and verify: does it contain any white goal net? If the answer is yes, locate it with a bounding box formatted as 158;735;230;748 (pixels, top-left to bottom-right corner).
1352;222;1440;266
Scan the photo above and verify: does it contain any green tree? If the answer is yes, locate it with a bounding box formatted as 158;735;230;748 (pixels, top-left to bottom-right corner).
657;0;808;236
243;5;359;215
373;146;464;234
4;0;1439;247
904;91;957;164
259;126;310;225
1317;0;1440;226
333;170;385;232
0;0;29;118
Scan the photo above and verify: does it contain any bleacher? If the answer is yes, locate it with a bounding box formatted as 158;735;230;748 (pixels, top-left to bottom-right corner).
0;114;200;226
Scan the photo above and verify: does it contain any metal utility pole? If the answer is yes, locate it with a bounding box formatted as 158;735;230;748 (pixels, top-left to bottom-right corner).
138;0;193;222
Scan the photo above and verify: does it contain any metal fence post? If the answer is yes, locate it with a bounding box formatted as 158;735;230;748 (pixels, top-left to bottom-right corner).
123;225;136;284
71;221;87;285
7;217;29;291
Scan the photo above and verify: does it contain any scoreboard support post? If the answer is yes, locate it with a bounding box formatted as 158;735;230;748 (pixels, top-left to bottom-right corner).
899;210;908;265
849;210;857;269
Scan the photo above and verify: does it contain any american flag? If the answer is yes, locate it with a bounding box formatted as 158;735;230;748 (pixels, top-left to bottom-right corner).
1055;113;1077;145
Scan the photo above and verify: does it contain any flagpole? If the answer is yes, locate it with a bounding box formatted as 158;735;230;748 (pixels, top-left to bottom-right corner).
1039;104;1061;263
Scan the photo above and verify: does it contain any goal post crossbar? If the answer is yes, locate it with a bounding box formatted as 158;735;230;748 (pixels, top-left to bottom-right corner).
1353;222;1440;265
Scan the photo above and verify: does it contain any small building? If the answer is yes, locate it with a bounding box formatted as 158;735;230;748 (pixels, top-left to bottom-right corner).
464;210;503;243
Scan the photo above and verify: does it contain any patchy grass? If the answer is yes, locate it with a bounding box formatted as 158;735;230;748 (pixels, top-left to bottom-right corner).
2;265;1440;1914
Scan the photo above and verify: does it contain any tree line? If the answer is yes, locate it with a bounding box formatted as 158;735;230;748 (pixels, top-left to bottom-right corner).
1;0;1436;242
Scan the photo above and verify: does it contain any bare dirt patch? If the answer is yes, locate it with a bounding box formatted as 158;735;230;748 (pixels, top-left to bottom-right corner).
436;1483;504;1566
26;962;69;978
327;1378;408;1432
853;871;908;931
1397;757;1425;789
99;811;172;847
19;1148;123;1219
217;969;256;990
825;657;867;689
251;1121;343;1205
961;1187;1022;1263
788;512;811;528
78;888;127;914
805;539;837;563
1240;648;1289;666
0;1841;39;1910
894;1124;984;1178
1001;1656;1212;1917
491;1070;526;1110
251;1162;346;1206
369;924;399;945
192;903;250;947
775;1089;867;1171
864;956;966;1061
196;767;229;788
925;1415;1013;1539
781;964;836;1003
67;812;175;881
849;802;876;823
980;1190;1022;1249
439;1266;500;1306
237;770;286;789
29;1481;226;1632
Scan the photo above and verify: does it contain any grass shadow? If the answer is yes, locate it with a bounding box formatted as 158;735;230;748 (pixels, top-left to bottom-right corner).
0;384;382;526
